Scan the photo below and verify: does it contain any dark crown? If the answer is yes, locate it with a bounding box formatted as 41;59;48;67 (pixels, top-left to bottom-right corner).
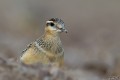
49;18;64;24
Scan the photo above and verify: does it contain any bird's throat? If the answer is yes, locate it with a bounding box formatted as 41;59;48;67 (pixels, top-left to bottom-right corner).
44;28;60;39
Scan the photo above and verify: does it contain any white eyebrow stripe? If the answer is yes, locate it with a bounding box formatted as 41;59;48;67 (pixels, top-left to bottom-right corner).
46;21;53;23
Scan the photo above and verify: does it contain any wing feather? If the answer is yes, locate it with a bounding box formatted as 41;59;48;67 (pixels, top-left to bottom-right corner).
20;41;46;64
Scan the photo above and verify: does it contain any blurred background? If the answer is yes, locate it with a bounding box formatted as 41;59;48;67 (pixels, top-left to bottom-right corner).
0;0;120;77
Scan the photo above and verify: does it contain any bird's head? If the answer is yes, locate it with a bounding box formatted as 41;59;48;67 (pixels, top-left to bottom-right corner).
45;18;68;34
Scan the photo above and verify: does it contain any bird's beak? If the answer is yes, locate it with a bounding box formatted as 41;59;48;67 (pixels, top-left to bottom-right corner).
63;29;68;33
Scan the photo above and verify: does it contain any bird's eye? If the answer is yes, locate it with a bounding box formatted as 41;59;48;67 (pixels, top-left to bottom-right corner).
50;23;55;26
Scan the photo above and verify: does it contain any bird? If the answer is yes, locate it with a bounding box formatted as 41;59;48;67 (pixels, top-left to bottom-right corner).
20;18;67;67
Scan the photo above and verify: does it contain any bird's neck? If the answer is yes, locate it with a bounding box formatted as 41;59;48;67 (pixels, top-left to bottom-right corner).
41;28;62;54
43;28;60;40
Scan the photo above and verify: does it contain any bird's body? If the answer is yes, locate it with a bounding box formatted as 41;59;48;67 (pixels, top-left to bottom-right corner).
20;18;67;67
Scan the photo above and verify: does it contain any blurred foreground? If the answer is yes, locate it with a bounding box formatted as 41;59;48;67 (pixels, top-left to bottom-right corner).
0;0;120;80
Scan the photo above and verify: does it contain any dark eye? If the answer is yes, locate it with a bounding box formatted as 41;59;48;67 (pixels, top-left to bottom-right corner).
50;23;55;26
